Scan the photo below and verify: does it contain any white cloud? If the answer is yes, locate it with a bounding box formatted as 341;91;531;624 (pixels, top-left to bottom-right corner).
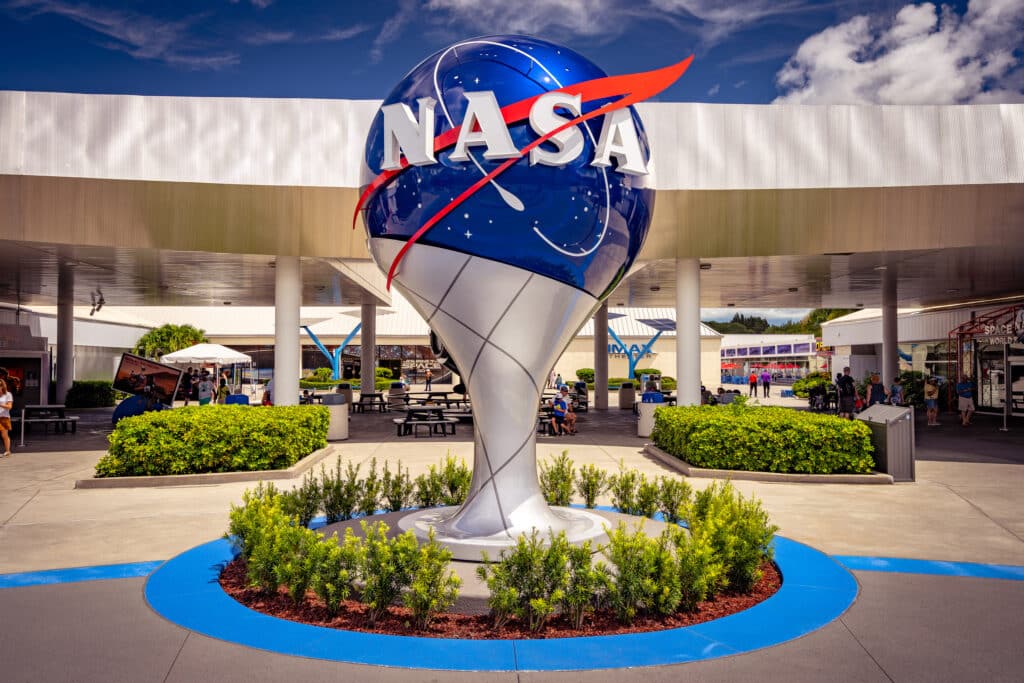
707;83;720;96
242;24;370;46
7;0;239;70
368;0;822;58
775;0;1024;104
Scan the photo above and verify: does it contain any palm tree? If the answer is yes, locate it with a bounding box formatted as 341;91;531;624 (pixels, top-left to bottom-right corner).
133;324;208;360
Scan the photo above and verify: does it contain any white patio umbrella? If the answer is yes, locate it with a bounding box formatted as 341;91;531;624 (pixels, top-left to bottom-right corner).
160;344;254;395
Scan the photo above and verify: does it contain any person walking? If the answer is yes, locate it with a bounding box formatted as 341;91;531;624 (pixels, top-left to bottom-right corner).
197;372;215;406
956;375;975;427
748;371;758;397
760;369;771;398
424;368;433;390
836;367;858;419
0;379;13;456
866;374;889;407
924;377;941;426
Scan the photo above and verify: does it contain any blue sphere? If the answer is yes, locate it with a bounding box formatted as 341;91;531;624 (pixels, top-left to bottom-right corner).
361;35;654;299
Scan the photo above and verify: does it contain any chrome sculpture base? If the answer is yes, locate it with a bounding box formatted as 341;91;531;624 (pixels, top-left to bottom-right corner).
397;505;610;562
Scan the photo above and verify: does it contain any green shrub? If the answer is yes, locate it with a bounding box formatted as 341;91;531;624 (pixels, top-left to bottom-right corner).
404;528;461;629
310;367;334;382
651;404;875;474
608;463;641;515
321;458;360;523
310;527;364;615
633;367;662;379
792;371;832;398
357;457;381;517
225;484;297;593
561;541;610;629
685;481;778;593
636;476;661;519
575;464;608;509
539;451;575;507
657;476;692;525
608;377;630;388
226;482;281;561
660;376;677;391
375;367;393;379
273;522;323;603
381;461;415;512
477;530;569;633
278;470;321;527
672;523;725;611
575;368;595;383
97;405;328;477
65;380;117;408
360;521;420;625
299;379;339;390
439;454;471;506
604;523;681;623
414;465;445;508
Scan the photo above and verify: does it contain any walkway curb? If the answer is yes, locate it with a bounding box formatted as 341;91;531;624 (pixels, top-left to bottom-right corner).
74;444;339;489
643;444;894;484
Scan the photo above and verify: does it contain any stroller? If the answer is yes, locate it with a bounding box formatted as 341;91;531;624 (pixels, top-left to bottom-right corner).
808;385;827;412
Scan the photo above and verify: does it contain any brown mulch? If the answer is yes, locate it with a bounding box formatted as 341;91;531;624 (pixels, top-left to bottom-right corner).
219;557;781;640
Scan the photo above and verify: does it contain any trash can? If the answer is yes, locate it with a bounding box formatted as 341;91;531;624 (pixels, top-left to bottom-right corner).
334;383;354;409
618;381;636;410
387;382;408;409
637;402;660;437
321;393;349;441
855;404;915;481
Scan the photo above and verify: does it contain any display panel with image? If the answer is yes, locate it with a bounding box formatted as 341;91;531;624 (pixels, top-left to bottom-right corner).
112;354;183;406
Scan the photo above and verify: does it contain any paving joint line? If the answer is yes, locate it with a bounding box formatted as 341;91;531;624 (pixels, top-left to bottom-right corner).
839;616;896;683
934;480;1024;545
162;631;191;683
2;489;40;527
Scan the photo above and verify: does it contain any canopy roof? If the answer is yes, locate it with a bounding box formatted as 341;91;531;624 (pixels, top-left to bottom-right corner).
160;343;252;365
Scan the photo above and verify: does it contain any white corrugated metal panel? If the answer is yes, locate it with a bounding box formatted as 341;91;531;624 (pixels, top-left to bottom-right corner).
3;92;1021;191
821;305;1009;346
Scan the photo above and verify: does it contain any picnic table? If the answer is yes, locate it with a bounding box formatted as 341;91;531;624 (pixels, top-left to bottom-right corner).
406;391;468;408
354;392;388;413
392;405;457;437
18;404;79;447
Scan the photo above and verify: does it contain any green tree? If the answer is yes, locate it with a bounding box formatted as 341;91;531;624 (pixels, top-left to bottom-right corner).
133;324;208;359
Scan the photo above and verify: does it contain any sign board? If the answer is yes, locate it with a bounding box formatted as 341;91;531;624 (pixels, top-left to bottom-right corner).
112;353;183;406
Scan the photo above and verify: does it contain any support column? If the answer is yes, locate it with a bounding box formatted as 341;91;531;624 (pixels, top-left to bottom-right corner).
273;256;301;406
676;257;701;406
882;267;898;388
56;262;74;405
594;302;609;410
361;303;376;390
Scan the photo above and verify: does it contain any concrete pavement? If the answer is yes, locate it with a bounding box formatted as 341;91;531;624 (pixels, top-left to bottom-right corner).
1;400;1023;680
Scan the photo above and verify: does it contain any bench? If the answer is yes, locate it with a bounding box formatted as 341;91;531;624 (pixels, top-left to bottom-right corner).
17;414;80;446
393;417;457;437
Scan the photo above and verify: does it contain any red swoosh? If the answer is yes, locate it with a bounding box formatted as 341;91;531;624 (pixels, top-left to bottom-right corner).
354;56;694;289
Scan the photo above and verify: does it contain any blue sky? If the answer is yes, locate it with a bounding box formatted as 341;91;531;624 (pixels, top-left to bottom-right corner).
2;1;1021;324
2;0;1020;104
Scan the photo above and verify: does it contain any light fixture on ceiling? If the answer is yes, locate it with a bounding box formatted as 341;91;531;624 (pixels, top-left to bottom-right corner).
788;287;799;292
873;265;888;271
223;301;232;305
856;302;864;307
649;286;661;292
727;303;735;307
616;302;624;306
699;263;712;270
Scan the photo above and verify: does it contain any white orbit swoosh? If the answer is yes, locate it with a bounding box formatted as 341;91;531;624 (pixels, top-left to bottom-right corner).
432;39;611;258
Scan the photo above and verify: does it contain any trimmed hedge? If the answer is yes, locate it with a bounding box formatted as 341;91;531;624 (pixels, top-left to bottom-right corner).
651;404;875;474
96;405;329;477
791;372;832;398
64;380;117;408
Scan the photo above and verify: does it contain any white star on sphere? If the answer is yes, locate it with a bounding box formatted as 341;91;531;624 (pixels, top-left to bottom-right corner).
464;230;473;239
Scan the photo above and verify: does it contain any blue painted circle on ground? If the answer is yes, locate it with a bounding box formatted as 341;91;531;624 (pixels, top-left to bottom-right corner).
144;534;857;672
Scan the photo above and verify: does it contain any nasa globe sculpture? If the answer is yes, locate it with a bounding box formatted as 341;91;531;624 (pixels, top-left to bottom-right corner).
358;35;690;559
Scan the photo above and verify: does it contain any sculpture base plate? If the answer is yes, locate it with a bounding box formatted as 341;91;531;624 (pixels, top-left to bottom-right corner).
397;506;610;562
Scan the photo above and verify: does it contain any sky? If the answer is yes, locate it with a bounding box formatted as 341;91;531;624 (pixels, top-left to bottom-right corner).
2;0;1021;323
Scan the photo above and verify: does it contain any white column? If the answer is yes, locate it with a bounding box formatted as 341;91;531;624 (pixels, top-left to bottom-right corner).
361;303;376;389
594;302;609;410
56;262;74;404
676;257;701;406
882;267;898;388
273;256;301;406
